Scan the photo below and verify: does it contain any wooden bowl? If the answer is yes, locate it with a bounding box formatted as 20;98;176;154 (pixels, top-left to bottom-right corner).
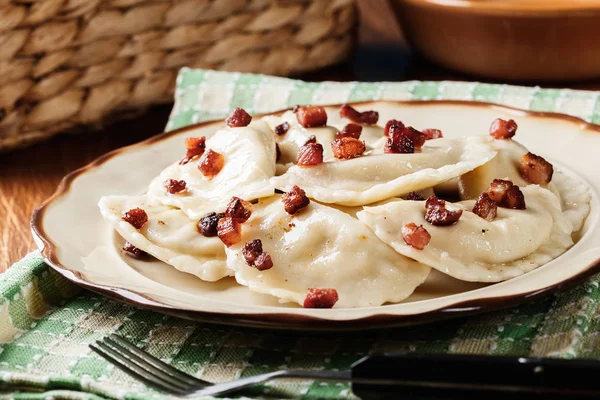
389;0;600;82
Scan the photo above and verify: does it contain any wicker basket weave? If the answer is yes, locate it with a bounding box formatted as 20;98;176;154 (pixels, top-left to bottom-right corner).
0;0;357;151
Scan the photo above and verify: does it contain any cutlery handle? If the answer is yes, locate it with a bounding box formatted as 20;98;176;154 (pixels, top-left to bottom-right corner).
351;353;600;399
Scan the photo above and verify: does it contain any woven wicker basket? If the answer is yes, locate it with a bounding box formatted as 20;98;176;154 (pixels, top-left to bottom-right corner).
0;0;357;151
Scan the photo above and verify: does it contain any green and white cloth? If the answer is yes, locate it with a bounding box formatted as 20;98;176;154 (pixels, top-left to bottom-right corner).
2;69;600;400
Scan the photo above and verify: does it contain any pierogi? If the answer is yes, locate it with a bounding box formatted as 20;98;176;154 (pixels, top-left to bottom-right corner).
99;195;230;281
224;196;430;308
147;120;276;219
357;185;573;282
271;136;496;206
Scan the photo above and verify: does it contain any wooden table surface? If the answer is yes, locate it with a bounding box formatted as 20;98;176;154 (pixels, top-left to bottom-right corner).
1;0;600;271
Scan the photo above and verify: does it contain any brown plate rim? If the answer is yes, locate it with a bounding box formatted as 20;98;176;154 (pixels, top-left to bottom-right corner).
31;99;600;331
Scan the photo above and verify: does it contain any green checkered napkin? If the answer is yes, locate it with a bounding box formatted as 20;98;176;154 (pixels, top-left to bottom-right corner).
2;69;600;400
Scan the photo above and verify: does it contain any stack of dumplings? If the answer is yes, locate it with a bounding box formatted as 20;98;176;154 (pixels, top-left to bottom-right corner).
99;104;591;309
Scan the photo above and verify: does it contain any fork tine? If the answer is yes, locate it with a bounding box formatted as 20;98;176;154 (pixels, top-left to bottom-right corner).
90;341;189;396
103;336;207;389
108;334;210;386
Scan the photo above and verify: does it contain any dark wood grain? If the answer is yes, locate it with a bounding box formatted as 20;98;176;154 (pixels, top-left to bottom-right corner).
1;0;599;271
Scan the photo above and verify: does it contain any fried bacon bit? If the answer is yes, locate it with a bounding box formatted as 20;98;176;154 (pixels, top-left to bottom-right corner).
384;119;405;137
337;123;362;139
217;217;242;247
486;179;526;209
489;118;517;139
225;196;253;222
406;192;425;201
225;108;252;127
242;239;274;270
384;134;414;154
198;149;224;178
504;185;526;209
123;242;145;258
180;136;206;165
274;121;289;136
422;128;443;140
304;135;317;145
401;223;431;250
424;196;463;226
518;152;553;185
282;185;310;215
331;137;366;159
472;193;497;221
297;143;324;166
122;208;148;229
295;105;328;128
254;252;273;271
303;288;339;309
242;239;263;266
339;104;379;125
487;179;513;204
275;143;281;162
164;179;186;194
198;212;225;237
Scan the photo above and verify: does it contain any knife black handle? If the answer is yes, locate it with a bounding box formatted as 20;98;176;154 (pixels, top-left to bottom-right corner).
351;353;600;399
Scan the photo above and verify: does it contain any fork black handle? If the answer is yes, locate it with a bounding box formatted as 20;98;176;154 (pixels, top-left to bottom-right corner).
351;353;600;399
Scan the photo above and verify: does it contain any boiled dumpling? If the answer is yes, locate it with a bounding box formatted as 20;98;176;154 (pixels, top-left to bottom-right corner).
224;196;430;308
457;138;591;232
271;136;496;206
357;185;573;282
262;111;385;169
146;120;276;219
99;195;230;281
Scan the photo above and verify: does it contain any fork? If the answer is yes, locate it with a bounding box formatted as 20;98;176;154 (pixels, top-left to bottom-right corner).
91;334;600;398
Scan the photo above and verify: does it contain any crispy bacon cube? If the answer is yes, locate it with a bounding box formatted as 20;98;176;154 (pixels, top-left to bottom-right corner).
198;149;224;178
254;252;273;271
180;136;206;165
384;134;414;154
242;239;263;266
331;137;366;159
339;104;379;125
487;179;513;204
198;212;225;237
472;193;497;221
217;217;242;247
401;223;431;250
164;179;186;194
486;179;526;209
225;108;252;127
282;185;310;215
384;119;405;137
225;197;253;222
424;196;463;226
122;208;148;229
297;143;324;166
295;105;328;128
303;288;339;308
274;121;289;136
422;128;443;140
489;118;517;139
337;123;362;139
504;185;526;209
518;152;553;185
123;241;146;258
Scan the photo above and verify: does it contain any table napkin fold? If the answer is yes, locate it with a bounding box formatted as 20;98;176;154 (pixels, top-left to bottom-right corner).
2;69;600;400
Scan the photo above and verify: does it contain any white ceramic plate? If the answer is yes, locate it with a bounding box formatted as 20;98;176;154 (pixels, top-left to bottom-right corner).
32;101;600;330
